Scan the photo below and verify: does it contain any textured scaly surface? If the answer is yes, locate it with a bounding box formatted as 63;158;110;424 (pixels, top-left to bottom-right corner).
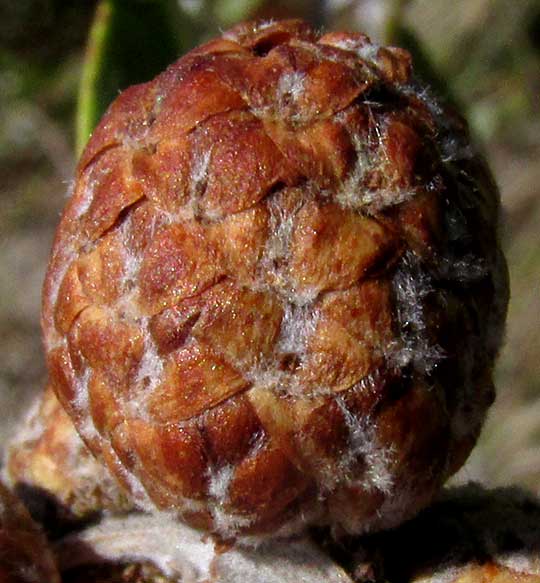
42;19;508;540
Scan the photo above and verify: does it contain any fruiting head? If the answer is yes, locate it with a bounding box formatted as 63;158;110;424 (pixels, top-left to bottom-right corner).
42;19;508;540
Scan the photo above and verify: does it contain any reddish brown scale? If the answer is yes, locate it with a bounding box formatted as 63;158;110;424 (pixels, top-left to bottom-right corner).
148;342;249;423
43;19;508;540
207;203;270;285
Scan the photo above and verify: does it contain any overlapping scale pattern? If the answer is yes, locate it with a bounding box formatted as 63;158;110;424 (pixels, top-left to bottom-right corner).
42;19;508;539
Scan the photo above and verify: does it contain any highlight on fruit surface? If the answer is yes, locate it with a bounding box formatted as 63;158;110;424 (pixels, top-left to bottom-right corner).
0;481;60;583
42;18;509;540
342;484;540;582
5;385;132;530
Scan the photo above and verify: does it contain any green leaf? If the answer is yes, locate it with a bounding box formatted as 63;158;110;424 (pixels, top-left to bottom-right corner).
76;0;195;156
384;0;413;46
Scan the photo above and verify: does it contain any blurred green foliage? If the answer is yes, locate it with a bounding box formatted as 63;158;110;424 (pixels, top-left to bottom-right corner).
76;0;189;154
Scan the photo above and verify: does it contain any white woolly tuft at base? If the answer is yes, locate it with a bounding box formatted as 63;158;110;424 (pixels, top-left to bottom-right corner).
54;514;353;583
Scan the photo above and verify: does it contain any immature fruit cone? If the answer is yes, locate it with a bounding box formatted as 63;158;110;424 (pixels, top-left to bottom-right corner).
0;482;60;583
42;19;508;539
6;385;132;528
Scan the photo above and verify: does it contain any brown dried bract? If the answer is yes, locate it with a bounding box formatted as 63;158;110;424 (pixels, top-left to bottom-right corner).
6;386;132;528
42;19;508;540
0;482;60;583
63;562;178;583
